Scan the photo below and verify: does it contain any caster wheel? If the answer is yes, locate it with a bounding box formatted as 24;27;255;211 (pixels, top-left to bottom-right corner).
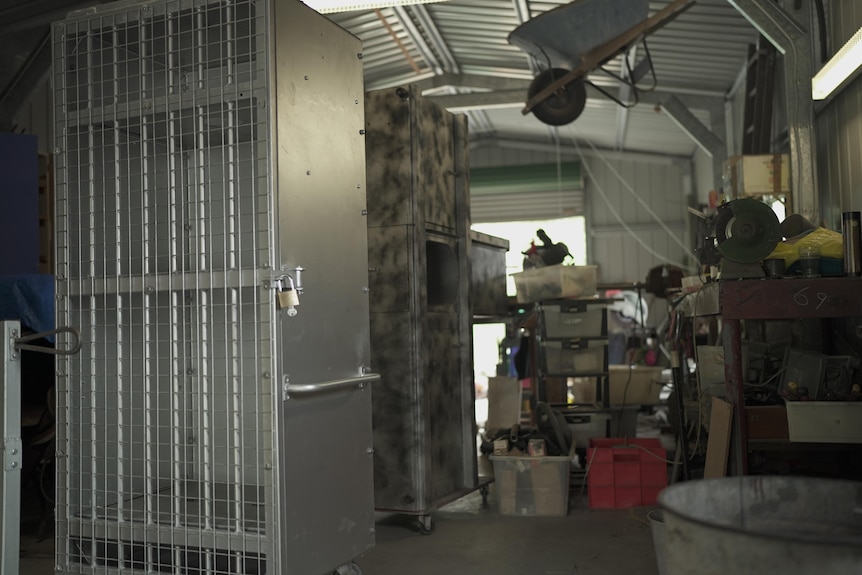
417;515;435;535
333;561;362;575
479;484;490;508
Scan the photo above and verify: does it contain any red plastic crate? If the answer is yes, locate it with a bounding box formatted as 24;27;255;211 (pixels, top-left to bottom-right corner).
587;437;668;509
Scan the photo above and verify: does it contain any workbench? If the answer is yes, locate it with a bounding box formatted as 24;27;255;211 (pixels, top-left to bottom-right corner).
683;277;862;475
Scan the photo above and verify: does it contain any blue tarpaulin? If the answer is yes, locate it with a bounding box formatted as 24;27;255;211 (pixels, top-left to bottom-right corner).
0;274;55;337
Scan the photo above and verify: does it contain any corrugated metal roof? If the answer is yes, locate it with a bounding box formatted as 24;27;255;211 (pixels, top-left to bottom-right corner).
328;0;759;156
0;0;759;157
328;8;432;88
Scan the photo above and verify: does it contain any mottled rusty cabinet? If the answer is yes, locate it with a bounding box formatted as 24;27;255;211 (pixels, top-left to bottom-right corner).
365;85;477;517
470;230;510;318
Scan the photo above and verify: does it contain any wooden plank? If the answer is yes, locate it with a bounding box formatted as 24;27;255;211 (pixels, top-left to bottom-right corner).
704;398;734;478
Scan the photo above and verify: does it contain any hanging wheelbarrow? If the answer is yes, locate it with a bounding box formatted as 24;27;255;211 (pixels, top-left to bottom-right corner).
508;0;696;126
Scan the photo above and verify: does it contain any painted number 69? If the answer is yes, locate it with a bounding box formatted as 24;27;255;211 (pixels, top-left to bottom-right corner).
793;287;828;309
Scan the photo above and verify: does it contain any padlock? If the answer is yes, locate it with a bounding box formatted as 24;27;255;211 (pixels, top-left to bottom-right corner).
277;289;300;309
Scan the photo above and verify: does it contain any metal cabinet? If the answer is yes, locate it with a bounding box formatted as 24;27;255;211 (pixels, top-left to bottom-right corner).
52;1;374;573
364;86;477;526
469;231;510;319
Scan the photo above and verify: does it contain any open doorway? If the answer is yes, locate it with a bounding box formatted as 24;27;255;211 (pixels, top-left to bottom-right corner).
471;216;588;432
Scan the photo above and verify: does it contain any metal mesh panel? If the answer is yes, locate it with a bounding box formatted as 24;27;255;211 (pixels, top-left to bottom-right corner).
53;1;274;573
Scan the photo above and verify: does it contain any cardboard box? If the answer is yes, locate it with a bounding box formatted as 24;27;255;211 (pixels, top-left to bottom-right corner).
724;154;790;198
486;376;521;432
512;264;597;303
493;438;509;456
609;366;666;405
528;438;546;456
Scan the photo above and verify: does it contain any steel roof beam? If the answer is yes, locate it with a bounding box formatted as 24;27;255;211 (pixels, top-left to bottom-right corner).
425;82;724;112
391;5;444;74
391;5;459;76
418;73;531;92
615;45;638;151
471;136;693;163
660;94;726;188
408;4;460;74
727;0;817;222
419;72;728;100
0;0;102;35
0;29;51;131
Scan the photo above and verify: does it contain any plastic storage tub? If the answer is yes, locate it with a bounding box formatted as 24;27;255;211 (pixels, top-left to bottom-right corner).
785;400;862;443
512;265;597;303
490;447;573;516
541;340;607;374
564;410;610;447
539;302;606;338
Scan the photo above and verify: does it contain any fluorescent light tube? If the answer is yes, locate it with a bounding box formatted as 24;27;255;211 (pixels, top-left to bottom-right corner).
812;26;862;100
304;0;449;14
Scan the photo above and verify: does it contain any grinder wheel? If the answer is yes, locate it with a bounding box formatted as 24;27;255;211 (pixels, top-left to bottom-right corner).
527;68;587;126
715;199;782;263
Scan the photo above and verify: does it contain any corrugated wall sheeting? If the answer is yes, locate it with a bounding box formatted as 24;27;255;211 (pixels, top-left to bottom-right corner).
469;145;583;222
817;0;855;226
471;143;693;283
585;155;691;284
471;144;575;169
816;0;862;229
693;147;715;204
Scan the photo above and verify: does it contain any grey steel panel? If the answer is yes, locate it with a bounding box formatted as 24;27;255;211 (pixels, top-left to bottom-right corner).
1;321;22;575
283;387;374;572
273;1;375;573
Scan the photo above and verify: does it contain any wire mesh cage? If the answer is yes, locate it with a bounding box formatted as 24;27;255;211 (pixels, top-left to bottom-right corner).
52;1;374;573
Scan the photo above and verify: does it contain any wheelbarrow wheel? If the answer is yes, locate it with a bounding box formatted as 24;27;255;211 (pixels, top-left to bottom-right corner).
528;67;587;126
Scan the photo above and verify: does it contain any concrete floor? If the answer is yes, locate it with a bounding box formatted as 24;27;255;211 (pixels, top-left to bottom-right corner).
17;472;668;574
19;411;670;574
356;490;660;575
18;488;661;575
